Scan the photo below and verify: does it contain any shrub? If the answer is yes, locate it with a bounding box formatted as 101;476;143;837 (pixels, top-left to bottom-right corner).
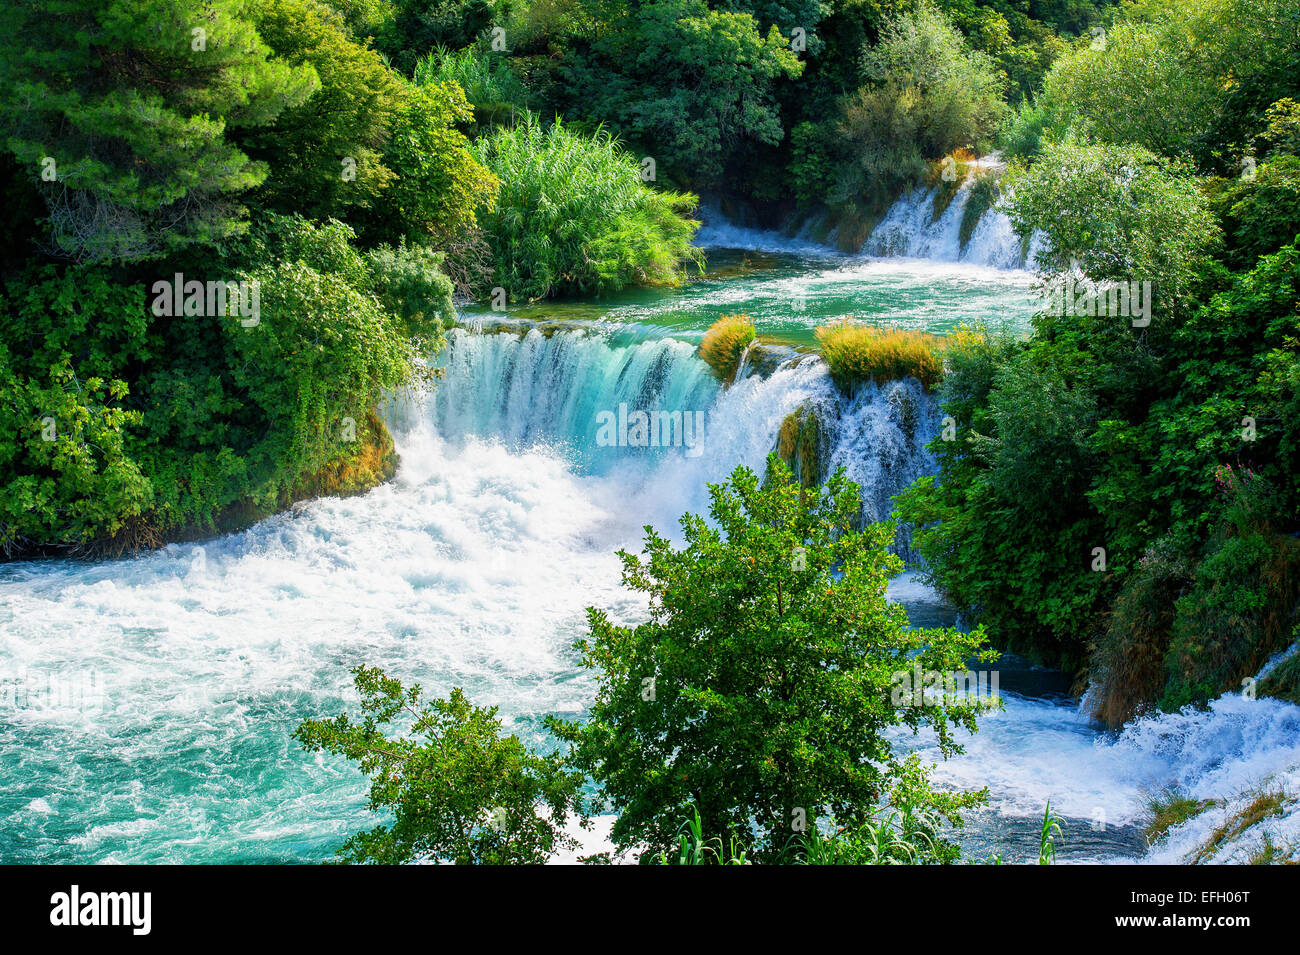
699;314;756;381
1005;141;1220;320
814;321;943;393
0;266;153;553
472;116;702;300
552;457;991;861
363;241;455;348
295;666;585;864
0;216;432;555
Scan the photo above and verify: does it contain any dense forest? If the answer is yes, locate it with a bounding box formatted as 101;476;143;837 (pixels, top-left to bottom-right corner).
2;0;1299;864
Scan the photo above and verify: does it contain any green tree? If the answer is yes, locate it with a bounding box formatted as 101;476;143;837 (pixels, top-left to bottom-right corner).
554;457;991;861
297;666;586;864
833;1;1006;208
1006;141;1220;320
558;0;803;188
241;0;405;221
368;81;500;246
0;0;318;262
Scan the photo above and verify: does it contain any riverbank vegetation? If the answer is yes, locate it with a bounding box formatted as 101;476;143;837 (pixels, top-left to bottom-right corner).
896;0;1300;724
0;0;705;555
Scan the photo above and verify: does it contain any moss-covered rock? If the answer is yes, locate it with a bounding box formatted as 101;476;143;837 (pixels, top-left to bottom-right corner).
772;404;827;488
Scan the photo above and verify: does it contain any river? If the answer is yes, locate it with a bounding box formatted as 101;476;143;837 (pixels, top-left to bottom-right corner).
2;185;1296;864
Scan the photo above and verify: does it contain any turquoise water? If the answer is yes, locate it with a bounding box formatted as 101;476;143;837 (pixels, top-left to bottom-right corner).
460;247;1039;346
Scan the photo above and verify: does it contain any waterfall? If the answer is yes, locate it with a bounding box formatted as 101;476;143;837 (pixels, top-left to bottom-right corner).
863;180;1034;270
392;327;941;548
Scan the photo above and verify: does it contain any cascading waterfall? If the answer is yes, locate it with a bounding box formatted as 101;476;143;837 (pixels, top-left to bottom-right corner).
394;327;941;549
863;179;1032;270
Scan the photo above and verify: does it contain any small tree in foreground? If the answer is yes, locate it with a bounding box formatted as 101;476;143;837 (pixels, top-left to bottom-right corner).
552;456;995;862
296;666;584;864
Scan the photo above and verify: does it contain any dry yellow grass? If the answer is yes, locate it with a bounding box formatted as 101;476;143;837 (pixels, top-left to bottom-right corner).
814;321;943;393
700;314;757;382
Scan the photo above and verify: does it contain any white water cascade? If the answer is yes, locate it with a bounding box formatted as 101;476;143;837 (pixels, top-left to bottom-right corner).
863;178;1032;270
404;327;942;541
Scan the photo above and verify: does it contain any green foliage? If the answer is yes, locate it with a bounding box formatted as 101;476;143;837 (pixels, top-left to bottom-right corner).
1088;536;1191;727
0;215;433;553
1033;0;1300;165
552;456;991;861
370;81;501;246
363;241;456;346
472;116;702;300
296;666;585;864
241;0;404;221
791;800;962;865
996;97;1059;161
413;45;529;129
895;325;1110;667
380;0;503;73
789;122;836;206
903;230;1300;696
0;0;318;262
657;795;963;865
555;0;803;189
0;266;153;552
831;2;1006;210
1213;155;1300;270
1006;141;1220;318
1161;469;1300;710
653;805;752;865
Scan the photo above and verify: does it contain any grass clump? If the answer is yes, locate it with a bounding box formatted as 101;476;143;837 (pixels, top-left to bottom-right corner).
814;321;943;393
699;314;756;382
413;46;528;130
928;148;977;221
1142;788;1217;847
1192;788;1292;863
1260;637;1300;705
473;116;703;301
